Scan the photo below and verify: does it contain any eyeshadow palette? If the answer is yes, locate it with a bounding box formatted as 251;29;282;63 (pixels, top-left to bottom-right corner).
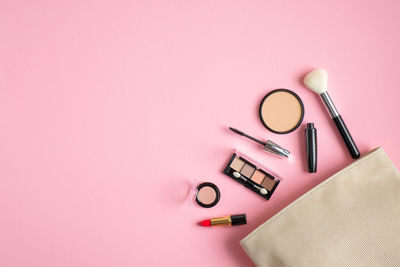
223;151;282;200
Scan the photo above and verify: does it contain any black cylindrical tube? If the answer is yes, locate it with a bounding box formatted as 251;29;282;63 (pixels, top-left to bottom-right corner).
305;123;317;173
231;214;247;226
332;115;360;159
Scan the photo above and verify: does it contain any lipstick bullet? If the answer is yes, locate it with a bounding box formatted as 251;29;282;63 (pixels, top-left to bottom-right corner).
199;214;247;227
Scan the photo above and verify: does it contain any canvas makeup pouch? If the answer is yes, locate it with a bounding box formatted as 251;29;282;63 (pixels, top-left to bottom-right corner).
240;147;400;267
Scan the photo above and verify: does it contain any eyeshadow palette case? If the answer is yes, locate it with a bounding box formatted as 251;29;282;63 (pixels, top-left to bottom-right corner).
223;150;282;200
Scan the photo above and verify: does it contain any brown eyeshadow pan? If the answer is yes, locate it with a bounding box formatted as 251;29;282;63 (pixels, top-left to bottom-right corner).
261;177;276;191
241;164;255;178
197;186;217;205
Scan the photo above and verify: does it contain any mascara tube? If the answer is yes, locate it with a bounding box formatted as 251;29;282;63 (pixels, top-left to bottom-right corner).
306;123;317;173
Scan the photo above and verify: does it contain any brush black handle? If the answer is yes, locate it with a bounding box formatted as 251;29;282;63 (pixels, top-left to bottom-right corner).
332;115;360;159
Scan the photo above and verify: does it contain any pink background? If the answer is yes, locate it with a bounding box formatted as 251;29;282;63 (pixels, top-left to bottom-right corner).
1;1;400;266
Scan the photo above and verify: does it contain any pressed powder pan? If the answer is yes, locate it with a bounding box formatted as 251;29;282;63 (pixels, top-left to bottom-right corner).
259;89;304;134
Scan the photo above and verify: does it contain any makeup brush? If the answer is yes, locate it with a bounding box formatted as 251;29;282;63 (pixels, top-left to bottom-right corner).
303;69;360;159
229;127;290;158
233;172;268;195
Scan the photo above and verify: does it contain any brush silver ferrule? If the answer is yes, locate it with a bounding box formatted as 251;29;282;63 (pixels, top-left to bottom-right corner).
320;91;339;118
264;140;290;158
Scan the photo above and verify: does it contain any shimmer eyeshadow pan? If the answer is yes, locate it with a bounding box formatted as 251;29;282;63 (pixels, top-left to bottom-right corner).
230;157;245;172
223;150;282;200
251;170;266;184
241;164;255;178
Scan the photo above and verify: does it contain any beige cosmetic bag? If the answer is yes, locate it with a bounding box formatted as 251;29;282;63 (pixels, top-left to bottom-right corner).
241;147;400;267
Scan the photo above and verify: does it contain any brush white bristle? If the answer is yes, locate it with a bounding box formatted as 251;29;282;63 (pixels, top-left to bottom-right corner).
303;69;328;95
233;172;241;178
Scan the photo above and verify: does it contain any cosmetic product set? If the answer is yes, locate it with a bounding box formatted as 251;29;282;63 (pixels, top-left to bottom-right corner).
191;182;247;227
193;68;360;228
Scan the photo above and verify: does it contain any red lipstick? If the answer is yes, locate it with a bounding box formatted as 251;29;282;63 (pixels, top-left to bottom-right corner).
199;220;211;227
199;214;246;227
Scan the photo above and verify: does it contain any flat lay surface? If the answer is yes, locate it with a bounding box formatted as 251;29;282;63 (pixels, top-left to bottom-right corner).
0;0;399;266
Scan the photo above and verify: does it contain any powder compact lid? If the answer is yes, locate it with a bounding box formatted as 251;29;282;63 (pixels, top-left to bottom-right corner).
195;182;220;208
259;89;305;134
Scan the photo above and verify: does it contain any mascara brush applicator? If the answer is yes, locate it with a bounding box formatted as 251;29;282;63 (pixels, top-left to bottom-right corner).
303;69;360;159
229;127;290;158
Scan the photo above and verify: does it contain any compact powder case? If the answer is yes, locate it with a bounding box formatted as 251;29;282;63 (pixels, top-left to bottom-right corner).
259;89;305;134
195;182;220;208
223;151;282;200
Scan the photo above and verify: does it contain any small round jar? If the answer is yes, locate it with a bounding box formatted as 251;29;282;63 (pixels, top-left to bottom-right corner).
195;182;220;208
